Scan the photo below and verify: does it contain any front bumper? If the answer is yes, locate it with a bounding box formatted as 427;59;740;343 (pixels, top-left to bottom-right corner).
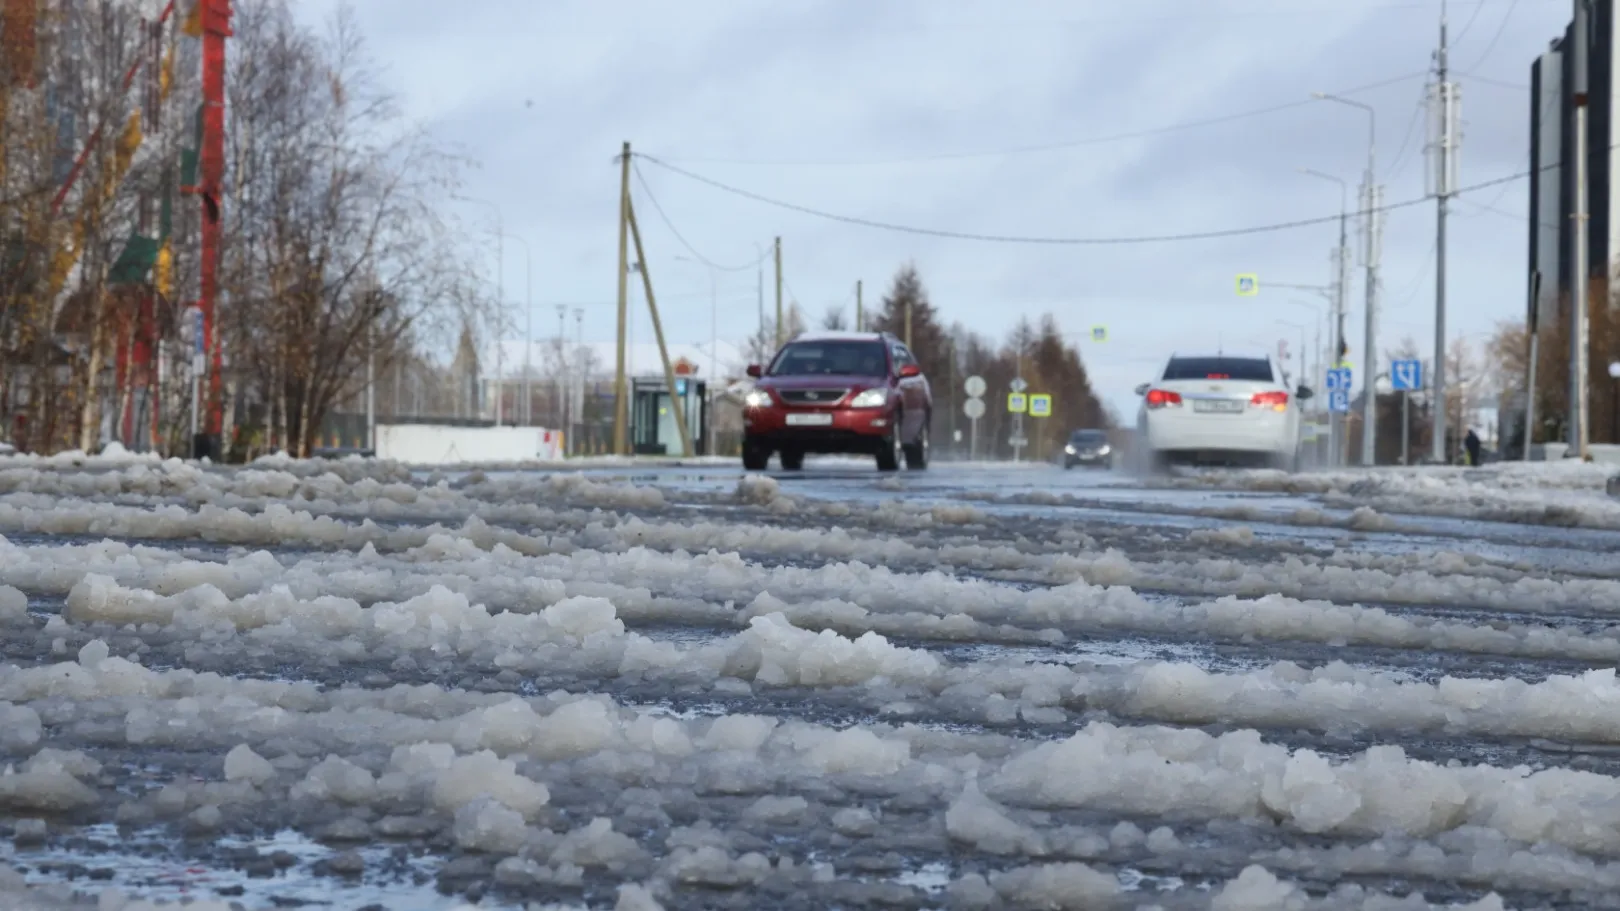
744;407;894;453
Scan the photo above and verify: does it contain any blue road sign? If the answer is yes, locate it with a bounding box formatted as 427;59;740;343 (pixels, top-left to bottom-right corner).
675;378;688;396
1325;367;1352;391
1328;389;1350;413
1391;359;1422;391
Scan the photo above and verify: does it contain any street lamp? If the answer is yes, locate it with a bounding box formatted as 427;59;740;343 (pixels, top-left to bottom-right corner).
1313;92;1380;465
452;195;531;428
675;255;719;456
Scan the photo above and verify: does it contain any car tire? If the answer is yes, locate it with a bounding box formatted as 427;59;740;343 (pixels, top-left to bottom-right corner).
903;414;929;470
742;438;770;472
780;448;805;471
876;415;903;472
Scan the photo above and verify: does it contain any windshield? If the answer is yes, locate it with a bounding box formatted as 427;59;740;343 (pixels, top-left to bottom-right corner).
769;341;888;377
1070;430;1106;442
1162;356;1273;382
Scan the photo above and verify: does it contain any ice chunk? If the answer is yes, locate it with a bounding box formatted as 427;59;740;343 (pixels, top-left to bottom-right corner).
77;639;110;669
452;797;529;853
431;750;550;819
1211;865;1304;910
551;817;645;870
615;883;665;911
989;863;1119;908
544;595;625;639
946;779;1047;856
293;755;377;804
742;795;808;822
223;744;276;785
803;727;910;776
700;715;777;753
0;585;26;621
0;704;42;751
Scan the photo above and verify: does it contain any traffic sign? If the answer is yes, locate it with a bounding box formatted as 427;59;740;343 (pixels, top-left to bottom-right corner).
1009;377;1028;393
1236;274;1258;296
1328;389;1350;413
1029;394;1052;418
1391;359;1422;391
1091;326;1107;342
1325;367;1352;391
1007;393;1028;413
963;398;986;419
964;375;987;398
1009;436;1028;447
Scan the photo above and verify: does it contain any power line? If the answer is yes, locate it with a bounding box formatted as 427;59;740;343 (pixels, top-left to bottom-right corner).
1467;74;1528;90
1452;0;1490;45
636;151;1549;247
651;72;1428;168
1384;84;1430;182
631;162;774;273
1460;0;1523;75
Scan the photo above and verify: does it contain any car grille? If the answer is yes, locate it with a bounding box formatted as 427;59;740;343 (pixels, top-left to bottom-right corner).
778;388;849;405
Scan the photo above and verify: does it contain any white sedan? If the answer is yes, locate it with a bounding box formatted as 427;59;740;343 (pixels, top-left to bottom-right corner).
1135;353;1313;471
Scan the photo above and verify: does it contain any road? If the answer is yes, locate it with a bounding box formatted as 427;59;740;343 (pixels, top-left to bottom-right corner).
0;453;1618;910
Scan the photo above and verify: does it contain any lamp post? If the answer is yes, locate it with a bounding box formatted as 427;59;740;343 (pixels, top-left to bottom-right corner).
1313;92;1380;465
675;255;719;456
453;196;531;427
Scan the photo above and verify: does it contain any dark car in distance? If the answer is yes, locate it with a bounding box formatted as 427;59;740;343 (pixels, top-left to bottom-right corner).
742;332;932;472
1064;428;1113;469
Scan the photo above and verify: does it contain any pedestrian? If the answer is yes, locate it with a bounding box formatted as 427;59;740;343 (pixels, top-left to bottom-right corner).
1464;427;1481;467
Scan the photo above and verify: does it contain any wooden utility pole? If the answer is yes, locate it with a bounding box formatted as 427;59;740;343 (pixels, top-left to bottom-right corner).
905;300;913;349
855;280;863;331
625;199;695;458
613;142;631;455
773;236;783;346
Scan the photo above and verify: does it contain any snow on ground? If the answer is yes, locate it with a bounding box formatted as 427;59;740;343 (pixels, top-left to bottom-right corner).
0;455;1618;908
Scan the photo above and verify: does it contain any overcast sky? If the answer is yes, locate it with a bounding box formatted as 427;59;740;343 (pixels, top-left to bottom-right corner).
297;0;1563;418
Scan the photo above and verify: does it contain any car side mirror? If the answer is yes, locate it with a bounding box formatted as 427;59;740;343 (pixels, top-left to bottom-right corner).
1134;383;1150;396
746;364;762;378
899;364;922;378
1296;385;1314;401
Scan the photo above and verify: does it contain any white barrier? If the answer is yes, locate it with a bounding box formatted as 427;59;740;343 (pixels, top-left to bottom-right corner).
375;424;563;465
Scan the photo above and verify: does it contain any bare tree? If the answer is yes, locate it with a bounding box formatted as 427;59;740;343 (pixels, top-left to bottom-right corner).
821;305;847;331
219;0;473;456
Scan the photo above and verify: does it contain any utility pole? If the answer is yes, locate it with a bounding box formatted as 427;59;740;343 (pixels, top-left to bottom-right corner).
905;300;913;349
1361;179;1382;466
1310;94;1379;466
573;308;584;456
1570;0;1592;460
613;141;632;456
555;305;567;434
773;236;783;347
1524;271;1542;460
625;197;695;458
1429;2;1460;463
855;280;863;331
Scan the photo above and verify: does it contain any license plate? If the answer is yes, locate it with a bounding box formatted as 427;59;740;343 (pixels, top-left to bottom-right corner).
786;413;833;426
1193;399;1244;414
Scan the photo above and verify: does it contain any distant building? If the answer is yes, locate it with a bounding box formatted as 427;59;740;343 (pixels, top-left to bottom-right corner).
1528;0;1620;327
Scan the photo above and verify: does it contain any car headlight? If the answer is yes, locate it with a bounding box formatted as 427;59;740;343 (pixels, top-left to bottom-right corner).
1097;444;1111;455
848;388;888;408
743;390;772;408
1064;445;1076;454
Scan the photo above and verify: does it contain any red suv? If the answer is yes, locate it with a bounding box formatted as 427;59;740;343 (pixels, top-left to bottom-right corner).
742;331;932;472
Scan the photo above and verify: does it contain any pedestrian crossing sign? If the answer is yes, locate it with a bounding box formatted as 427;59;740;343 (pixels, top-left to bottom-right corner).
1236;274;1259;296
1029;394;1052;417
1007;393;1028;414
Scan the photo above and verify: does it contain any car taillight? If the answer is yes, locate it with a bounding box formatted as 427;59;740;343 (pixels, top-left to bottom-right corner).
1145;389;1182;408
1250;390;1289;411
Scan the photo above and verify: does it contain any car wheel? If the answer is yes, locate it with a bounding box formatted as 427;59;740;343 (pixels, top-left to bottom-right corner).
1269;449;1298;473
780;448;805;471
876;417;903;472
742;438;770;472
903;416;929;470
